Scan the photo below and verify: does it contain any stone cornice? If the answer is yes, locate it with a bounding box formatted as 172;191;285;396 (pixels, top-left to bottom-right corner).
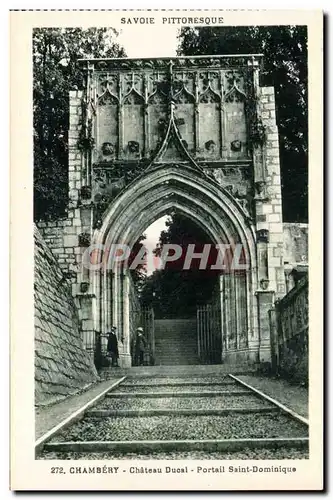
92;159;252;169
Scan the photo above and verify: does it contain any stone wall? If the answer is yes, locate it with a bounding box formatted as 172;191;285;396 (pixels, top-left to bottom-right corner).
250;86;286;363
37;219;76;272
37;90;85;299
283;223;308;265
34;226;98;406
258;86;285;296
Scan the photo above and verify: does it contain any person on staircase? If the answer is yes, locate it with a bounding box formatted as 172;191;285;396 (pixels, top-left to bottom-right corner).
106;326;119;367
135;327;147;366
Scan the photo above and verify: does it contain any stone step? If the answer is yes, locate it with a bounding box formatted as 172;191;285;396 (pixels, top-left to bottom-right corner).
155;345;197;349
155;341;197;346
106;390;250;398
87;407;279;418
153;323;198;365
155;348;198;352
155;338;197;343
154;334;197;338
155;340;196;343
154;351;198;357
44;437;309;455
154;354;198;360
100;364;257;378
154;362;199;366
155;355;198;359
155;352;197;356
154;350;197;355
154;360;198;363
155;354;198;359
155;346;197;350
155;343;197;348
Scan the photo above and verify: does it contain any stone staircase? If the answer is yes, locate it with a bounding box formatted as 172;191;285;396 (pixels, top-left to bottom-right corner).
39;372;309;461
100;364;257;378
153;318;198;365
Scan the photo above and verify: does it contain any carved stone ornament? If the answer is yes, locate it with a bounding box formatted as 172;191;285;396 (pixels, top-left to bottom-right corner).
255;181;266;196
205;140;216;153
94;217;103;230
80;281;90;293
256;229;269;243
93;169;107;188
260;278;270;290
94;192;108;204
80;185;92;200
78;232;91;247
128;141;140;153
231;140;242;152
82;55;263;73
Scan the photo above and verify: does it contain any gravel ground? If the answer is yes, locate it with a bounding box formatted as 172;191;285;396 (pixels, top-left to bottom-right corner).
50;413;308;442
123;376;234;385
114;384;244;393
95;395;271;411
238;375;308;418
39;447;308;460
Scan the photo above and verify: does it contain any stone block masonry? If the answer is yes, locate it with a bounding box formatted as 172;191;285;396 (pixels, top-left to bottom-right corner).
34;225;98;407
283;223;308;265
259;86;286;298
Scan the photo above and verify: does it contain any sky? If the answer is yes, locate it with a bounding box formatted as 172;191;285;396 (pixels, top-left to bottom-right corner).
117;25;180;58
118;25;181;273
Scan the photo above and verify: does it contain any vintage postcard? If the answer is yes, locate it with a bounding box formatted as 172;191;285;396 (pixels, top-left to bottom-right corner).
10;9;323;491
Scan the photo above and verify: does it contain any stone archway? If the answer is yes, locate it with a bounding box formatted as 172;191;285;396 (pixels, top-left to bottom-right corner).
90;163;259;367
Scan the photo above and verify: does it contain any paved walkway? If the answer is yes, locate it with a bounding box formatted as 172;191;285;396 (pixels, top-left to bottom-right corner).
237;375;308;418
35;377;122;439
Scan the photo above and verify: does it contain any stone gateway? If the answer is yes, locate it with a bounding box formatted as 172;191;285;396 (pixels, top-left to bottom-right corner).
37;55;305;370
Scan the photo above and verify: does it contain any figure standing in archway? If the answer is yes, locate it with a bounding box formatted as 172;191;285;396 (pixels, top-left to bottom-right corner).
107;326;119;367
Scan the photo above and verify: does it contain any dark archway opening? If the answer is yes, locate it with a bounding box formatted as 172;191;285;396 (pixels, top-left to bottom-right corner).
139;212;219;318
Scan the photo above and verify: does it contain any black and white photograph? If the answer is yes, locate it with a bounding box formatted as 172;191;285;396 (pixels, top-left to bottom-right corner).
10;9;323;491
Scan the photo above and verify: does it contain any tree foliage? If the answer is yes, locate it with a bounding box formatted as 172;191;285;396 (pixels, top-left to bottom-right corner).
33;28;125;221
178;25;308;222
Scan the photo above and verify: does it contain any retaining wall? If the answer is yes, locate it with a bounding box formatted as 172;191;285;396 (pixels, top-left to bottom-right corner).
34;226;98;406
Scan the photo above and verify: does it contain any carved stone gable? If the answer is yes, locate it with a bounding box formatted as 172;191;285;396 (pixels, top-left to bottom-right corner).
77;55;265;211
